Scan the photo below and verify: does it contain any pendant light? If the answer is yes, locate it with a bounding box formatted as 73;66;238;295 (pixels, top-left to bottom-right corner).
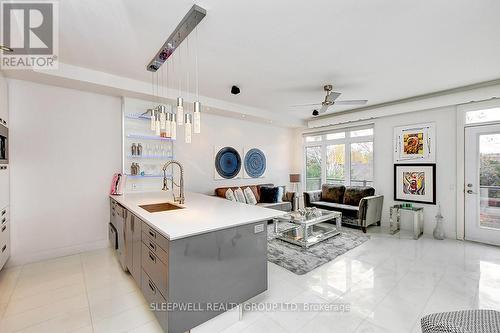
165;111;172;138
171;114;177;140
193;26;201;134
149;108;155;131
176;45;184;126
159;105;166;129
155;107;161;136
176;97;184;125
185;113;192;143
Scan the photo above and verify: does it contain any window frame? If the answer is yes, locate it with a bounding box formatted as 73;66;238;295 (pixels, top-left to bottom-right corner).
303;125;374;190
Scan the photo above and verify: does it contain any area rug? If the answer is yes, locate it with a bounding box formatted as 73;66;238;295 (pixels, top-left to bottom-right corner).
267;222;369;275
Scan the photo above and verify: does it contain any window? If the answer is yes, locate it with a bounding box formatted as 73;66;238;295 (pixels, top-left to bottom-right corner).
466;108;500;124
305;146;322;190
305;135;322;143
303;126;374;188
350;142;373;186
350;128;373;137
326;144;345;184
326;132;345;140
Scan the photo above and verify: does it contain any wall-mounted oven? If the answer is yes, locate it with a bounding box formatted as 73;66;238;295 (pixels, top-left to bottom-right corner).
0;124;7;164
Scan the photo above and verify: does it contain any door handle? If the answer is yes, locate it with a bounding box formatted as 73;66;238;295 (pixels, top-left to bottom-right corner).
467;190;477;194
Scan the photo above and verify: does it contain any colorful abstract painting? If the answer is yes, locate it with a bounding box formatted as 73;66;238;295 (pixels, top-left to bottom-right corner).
394;164;436;204
403;172;425;195
394;123;436;163
403;132;424;156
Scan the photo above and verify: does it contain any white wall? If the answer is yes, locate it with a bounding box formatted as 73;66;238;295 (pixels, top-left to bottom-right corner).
296;106;458;237
373;107;457;238
123;98;294;195
176;114;294;195
8;80;122;265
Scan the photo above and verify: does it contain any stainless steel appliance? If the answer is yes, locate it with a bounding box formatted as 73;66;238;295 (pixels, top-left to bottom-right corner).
0;124;8;164
109;199;127;271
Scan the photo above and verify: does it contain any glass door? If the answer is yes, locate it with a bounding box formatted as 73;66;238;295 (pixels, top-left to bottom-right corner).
465;124;500;245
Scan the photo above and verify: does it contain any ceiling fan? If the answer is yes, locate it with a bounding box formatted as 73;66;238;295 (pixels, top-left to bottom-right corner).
291;85;368;116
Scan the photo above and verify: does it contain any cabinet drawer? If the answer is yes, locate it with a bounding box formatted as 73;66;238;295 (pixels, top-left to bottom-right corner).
142;222;169;251
141;270;168;330
142;232;168;265
141;243;168;298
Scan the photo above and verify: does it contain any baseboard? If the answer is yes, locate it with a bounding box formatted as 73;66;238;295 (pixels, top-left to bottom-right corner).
6;239;110;267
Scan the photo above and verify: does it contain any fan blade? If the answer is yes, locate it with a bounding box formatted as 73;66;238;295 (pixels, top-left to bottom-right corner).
325;92;341;104
334;99;368;105
319;104;330;114
289;103;322;107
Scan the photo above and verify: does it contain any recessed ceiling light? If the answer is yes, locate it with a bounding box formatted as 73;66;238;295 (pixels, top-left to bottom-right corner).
0;45;13;52
241;114;246;118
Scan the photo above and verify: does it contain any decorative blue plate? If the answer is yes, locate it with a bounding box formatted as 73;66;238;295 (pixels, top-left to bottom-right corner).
244;148;266;178
215;147;241;179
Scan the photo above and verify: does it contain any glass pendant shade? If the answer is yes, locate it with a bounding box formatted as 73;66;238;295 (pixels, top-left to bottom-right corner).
176;97;184;126
165;113;172;137
184;114;192;143
159;105;166;129
155;116;161;136
171;114;177;140
149;109;155;131
193;101;201;134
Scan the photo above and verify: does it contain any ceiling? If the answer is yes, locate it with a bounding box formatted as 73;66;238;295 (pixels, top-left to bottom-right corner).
18;0;500;120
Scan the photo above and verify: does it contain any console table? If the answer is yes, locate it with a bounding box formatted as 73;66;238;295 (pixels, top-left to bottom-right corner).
390;205;424;239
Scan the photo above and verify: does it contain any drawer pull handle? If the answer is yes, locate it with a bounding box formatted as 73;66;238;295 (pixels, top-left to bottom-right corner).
1;210;5;216
1;218;5;224
149;252;156;263
148;229;156;238
148;280;156;294
149;242;156;251
1;245;6;253
1;226;5;232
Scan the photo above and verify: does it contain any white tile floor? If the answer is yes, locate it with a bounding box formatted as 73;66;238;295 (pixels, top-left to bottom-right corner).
1;234;499;333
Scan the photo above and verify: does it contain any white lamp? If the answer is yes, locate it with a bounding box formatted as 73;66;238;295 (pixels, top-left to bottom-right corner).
176;97;184;126
193;101;201;134
185;113;192;143
171;114;177;140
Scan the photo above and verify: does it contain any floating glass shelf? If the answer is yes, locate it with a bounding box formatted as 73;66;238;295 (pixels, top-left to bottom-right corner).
125;174;172;179
125;114;150;121
127;154;173;159
126;134;174;141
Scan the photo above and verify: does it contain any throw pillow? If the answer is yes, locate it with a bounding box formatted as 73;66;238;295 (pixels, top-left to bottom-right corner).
260;186;280;203
225;188;236;202
243;187;257;205
277;186;285;203
234;187;246;203
322;185;346;203
343;187;375;206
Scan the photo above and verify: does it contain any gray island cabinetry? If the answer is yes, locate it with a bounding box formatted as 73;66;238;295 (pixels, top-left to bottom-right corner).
111;192;281;333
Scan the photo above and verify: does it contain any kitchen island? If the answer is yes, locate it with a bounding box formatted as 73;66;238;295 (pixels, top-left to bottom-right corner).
110;191;283;333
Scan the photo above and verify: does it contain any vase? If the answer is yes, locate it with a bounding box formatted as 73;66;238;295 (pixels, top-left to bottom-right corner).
433;219;445;240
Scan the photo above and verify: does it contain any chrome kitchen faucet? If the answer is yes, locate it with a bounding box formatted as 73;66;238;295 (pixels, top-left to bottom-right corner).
162;160;185;204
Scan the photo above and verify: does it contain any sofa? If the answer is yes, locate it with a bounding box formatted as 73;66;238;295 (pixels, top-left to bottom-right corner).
215;184;296;212
304;184;384;233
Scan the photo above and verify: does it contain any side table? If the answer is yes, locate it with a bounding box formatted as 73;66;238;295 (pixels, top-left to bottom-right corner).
390;205;424;239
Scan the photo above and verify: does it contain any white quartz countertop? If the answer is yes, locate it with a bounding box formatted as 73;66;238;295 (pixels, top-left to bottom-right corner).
110;191;285;240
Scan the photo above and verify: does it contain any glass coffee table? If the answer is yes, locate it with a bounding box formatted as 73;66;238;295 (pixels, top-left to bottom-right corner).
274;210;342;248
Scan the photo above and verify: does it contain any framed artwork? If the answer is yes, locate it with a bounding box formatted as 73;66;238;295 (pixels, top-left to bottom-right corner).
394;122;435;163
394;163;436;204
243;147;267;179
214;146;243;180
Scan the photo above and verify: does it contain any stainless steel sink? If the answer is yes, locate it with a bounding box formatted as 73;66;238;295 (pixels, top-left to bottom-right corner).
139;202;184;213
